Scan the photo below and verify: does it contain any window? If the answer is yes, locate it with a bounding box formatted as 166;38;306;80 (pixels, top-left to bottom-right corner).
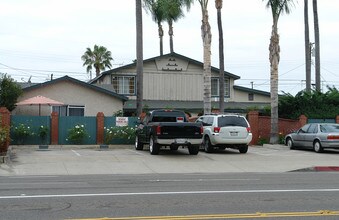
112;76;135;95
211;77;230;97
248;93;254;101
52;105;85;116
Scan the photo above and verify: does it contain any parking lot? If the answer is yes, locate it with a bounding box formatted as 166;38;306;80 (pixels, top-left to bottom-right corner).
1;144;339;176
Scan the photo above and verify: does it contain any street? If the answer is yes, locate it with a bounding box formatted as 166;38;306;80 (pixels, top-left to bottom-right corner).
1;173;339;219
1;145;339;219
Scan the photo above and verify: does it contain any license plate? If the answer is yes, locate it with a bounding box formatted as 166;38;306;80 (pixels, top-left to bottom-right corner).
230;132;238;136
175;139;187;144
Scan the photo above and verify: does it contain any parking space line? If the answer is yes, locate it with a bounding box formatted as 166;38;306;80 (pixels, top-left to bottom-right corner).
126;149;146;156
71;150;81;157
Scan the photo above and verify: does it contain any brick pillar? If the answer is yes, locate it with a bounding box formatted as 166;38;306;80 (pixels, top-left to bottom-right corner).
97;112;105;144
51;112;59;145
299;115;307;127
0;107;10;154
248;111;259;145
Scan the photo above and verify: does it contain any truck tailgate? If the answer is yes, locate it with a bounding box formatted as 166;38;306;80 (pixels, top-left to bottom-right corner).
157;122;202;139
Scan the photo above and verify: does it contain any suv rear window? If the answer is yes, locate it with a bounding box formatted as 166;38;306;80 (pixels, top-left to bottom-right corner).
218;116;248;127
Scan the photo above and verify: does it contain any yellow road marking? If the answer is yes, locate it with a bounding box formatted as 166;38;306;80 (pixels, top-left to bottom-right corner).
67;210;339;220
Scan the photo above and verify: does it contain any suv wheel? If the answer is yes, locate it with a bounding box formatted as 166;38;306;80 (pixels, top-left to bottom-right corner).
204;136;214;153
239;145;248;154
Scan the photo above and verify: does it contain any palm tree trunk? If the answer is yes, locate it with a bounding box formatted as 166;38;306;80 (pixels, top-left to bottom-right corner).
313;0;321;91
304;0;311;92
216;0;224;113
168;19;174;53
136;0;144;116
158;23;164;55
269;22;280;144
201;9;212;115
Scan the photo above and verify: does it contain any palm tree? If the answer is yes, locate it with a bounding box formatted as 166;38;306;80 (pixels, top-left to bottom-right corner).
163;0;194;53
304;0;311;92
144;0;166;55
81;45;113;78
198;0;212;115
215;0;224;112
313;0;321;91
263;0;295;144
136;0;144;116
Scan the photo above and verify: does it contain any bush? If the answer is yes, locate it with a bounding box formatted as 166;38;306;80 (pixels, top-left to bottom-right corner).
104;126;136;144
0;126;9;145
257;136;268;146
67;124;89;144
38;125;49;144
12;123;34;144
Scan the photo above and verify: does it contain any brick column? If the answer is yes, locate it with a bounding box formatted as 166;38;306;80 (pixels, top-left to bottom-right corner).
0;107;10;154
299;115;307;127
97;112;105;144
248;111;259;145
51;112;59;145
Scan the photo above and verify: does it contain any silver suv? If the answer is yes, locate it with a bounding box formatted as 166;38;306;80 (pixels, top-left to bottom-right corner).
196;114;252;153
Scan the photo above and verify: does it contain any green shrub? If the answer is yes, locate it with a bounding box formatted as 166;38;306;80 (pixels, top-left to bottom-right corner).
104;126;136;144
67;124;89;144
12;123;34;144
38;125;49;144
257;136;268;146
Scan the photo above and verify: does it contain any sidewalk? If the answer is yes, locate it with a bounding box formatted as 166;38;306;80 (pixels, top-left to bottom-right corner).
1;144;339;176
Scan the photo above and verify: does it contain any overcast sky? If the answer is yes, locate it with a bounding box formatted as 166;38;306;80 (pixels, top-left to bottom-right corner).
1;0;338;95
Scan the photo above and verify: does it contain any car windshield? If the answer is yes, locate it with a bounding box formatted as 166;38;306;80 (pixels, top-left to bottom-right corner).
320;124;339;133
218;116;248;127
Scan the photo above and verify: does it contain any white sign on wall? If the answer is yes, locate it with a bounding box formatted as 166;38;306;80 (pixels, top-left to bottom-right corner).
116;117;128;127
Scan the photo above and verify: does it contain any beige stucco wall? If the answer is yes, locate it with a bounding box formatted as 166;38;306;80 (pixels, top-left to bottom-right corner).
13;81;124;116
99;57;236;102
232;89;270;102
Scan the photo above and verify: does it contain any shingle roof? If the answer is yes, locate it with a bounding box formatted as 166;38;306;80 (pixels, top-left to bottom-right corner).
21;75;128;101
89;52;240;84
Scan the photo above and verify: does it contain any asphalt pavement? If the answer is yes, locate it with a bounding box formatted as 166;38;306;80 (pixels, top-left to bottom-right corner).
1;144;339;176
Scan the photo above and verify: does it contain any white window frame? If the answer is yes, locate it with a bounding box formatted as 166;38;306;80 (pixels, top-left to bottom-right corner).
112;75;136;95
211;77;230;97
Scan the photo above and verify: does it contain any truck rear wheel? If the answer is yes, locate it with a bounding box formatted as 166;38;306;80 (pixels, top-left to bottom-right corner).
135;135;144;150
188;145;199;155
149;136;160;155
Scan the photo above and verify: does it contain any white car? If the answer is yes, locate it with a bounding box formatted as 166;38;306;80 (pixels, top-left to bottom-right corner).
196;114;252;153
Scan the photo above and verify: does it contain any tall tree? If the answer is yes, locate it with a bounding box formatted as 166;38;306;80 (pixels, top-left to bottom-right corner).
304;0;311;92
164;0;194;53
215;0;225;112
313;0;321;91
0;74;23;111
144;0;166;55
263;0;295;144
136;0;144;116
81;45;113;78
198;0;212;114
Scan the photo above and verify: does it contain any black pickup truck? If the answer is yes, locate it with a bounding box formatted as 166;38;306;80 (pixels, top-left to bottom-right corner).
135;110;203;155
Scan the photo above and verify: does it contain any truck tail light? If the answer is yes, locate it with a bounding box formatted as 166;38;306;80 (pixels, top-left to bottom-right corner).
213;127;221;133
156;125;161;135
247;127;251;133
200;125;204;134
177;117;184;122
